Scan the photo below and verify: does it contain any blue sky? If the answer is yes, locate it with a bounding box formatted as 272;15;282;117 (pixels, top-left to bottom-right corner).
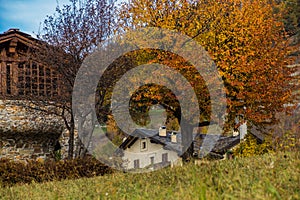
0;0;71;36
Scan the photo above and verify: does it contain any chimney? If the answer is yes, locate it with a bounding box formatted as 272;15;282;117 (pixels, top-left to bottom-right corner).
171;132;177;143
159;126;167;137
239;121;247;140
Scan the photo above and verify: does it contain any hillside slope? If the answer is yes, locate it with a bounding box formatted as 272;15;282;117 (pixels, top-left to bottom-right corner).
0;151;299;200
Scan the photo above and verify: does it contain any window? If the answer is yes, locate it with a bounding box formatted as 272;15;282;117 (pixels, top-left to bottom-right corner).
150;157;154;166
141;139;147;151
39;66;44;76
25;64;30;76
162;153;168;163
134;159;140;169
6;64;11;94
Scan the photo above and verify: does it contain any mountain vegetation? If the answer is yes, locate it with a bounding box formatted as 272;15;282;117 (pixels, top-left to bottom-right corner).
1;151;299;199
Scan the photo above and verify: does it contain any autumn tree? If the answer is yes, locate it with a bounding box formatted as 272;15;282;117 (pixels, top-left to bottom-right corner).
35;0;115;158
119;0;297;136
282;0;300;40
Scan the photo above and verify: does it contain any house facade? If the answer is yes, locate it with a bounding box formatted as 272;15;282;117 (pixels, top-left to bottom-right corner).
118;128;181;170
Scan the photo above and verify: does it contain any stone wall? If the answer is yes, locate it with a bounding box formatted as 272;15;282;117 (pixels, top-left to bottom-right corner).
0;100;68;161
0;136;58;161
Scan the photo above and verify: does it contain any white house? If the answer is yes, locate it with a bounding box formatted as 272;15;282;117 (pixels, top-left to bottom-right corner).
117;127;182;171
116;126;243;171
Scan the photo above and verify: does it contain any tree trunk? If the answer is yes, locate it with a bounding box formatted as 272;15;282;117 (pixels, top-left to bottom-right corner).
180;119;194;162
75;108;96;158
68;114;75;159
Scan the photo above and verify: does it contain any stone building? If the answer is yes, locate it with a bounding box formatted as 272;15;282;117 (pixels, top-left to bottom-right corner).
0;29;67;161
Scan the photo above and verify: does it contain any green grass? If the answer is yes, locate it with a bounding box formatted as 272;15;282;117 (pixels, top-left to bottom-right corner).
1;151;299;200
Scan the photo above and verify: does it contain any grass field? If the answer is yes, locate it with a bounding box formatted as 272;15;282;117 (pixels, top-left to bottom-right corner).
0;151;299;200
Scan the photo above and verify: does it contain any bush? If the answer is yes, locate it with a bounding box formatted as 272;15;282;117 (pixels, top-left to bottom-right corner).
233;134;274;157
273;131;300;152
0;157;113;187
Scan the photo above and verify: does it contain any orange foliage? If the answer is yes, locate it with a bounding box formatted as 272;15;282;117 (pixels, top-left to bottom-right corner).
120;0;297;132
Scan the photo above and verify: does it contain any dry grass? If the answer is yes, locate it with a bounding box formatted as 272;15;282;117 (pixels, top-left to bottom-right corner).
0;151;299;200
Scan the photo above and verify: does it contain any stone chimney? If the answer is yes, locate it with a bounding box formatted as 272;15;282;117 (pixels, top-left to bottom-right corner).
171;132;177;143
239;121;247;140
159;126;167;137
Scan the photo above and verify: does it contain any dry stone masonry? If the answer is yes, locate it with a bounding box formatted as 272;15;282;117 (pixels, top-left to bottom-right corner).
0;100;68;161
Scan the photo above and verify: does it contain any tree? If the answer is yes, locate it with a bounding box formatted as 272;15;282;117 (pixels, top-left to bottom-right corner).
119;0;297;135
35;0;115;158
282;0;300;39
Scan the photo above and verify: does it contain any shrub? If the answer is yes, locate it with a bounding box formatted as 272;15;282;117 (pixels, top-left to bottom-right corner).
0;157;113;187
273;131;300;152
233;134;274;157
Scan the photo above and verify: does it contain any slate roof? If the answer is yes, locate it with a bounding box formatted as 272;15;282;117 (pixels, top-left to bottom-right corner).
193;134;241;158
119;129;184;154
